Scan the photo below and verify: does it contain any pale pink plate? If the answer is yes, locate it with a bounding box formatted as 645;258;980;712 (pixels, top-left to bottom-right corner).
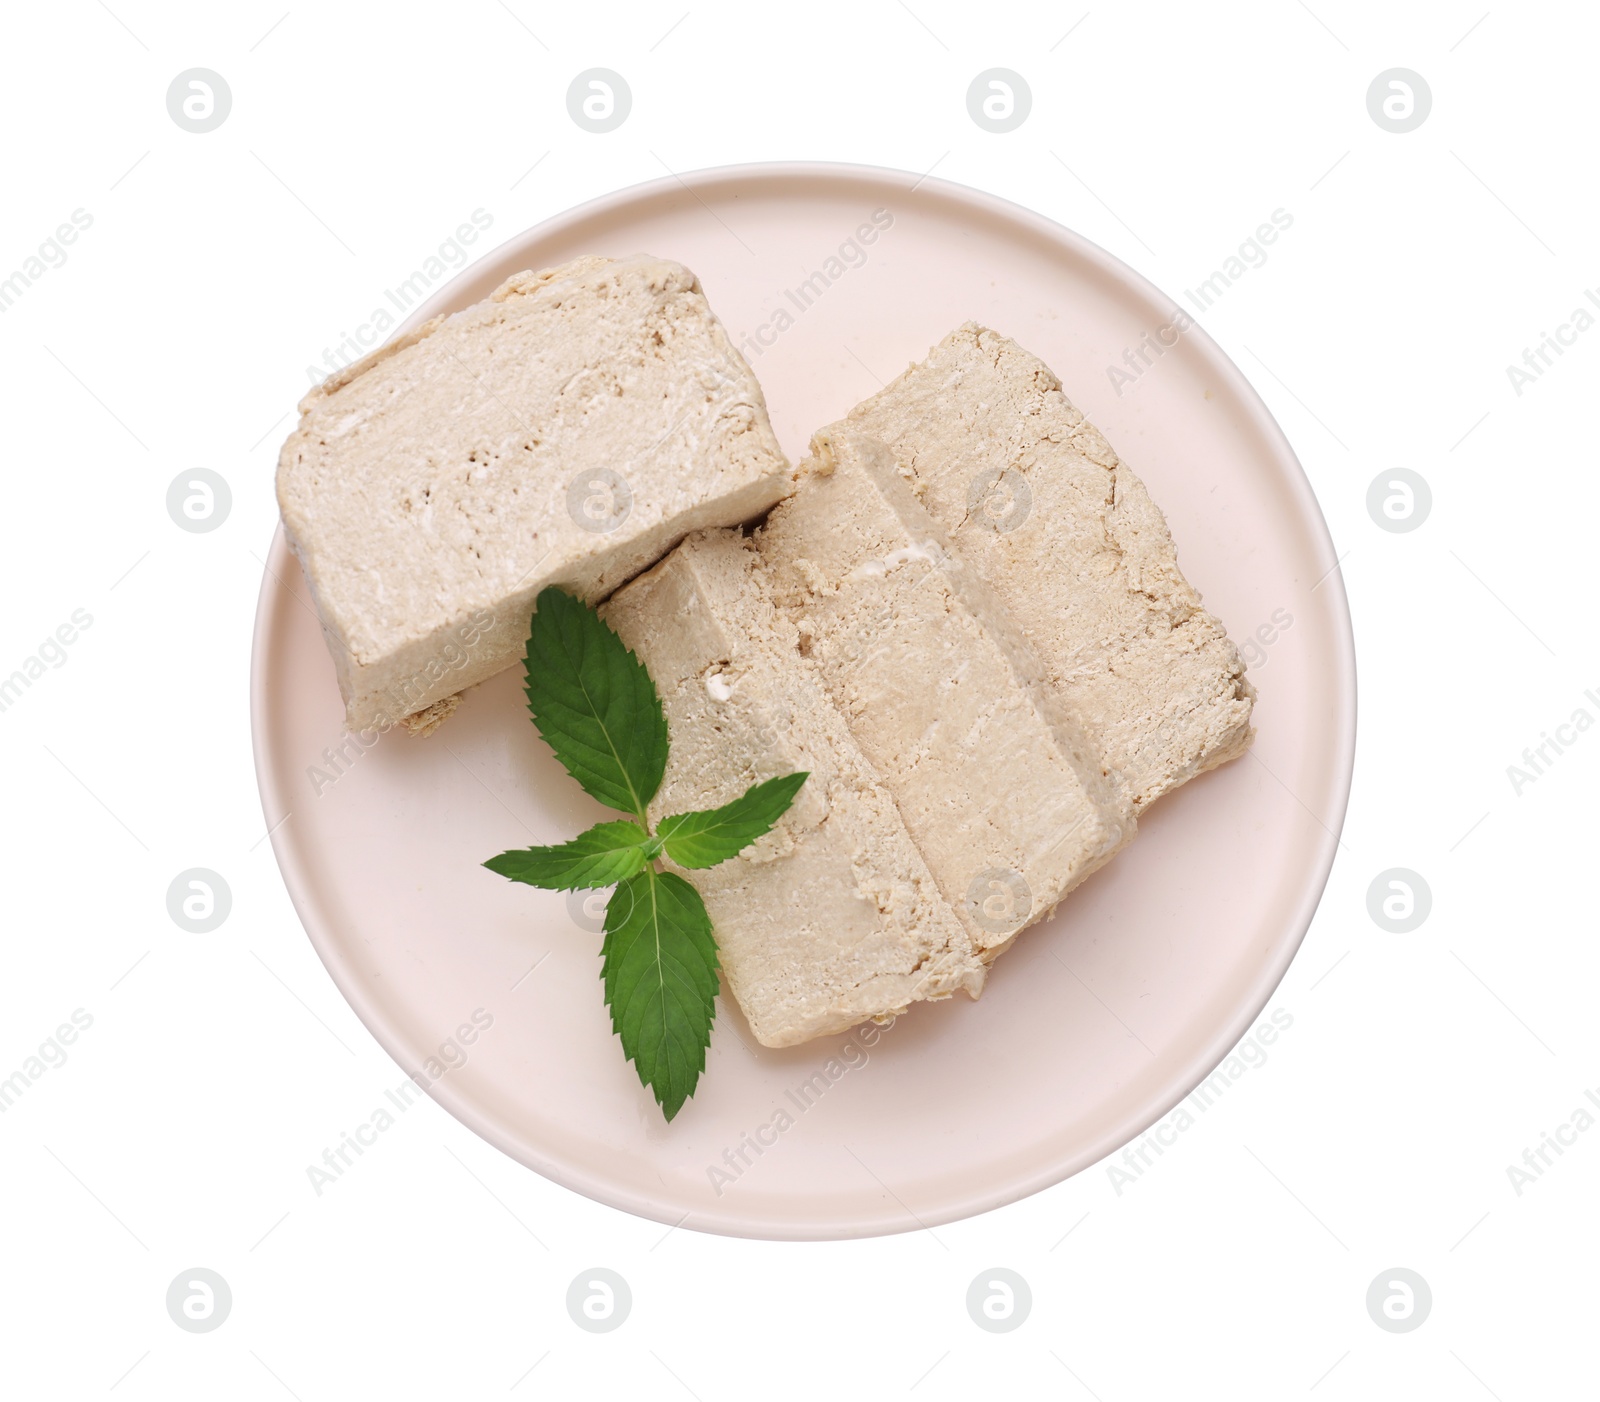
251;163;1355;1240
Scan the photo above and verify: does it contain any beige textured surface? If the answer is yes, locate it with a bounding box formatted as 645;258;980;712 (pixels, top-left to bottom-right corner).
755;429;1131;950
842;323;1255;811
398;694;459;738
601;529;984;1048
277;254;791;732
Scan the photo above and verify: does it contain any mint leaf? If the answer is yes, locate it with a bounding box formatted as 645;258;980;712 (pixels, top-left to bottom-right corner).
523;586;668;822
484;820;658;890
657;772;809;869
602;867;718;1121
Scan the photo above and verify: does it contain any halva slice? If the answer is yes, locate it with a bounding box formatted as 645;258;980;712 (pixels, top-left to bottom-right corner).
600;528;984;1049
754;429;1132;954
277;254;791;734
840;323;1254;810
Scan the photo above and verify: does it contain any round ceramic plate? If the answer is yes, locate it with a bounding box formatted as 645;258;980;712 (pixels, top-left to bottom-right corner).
252;163;1355;1240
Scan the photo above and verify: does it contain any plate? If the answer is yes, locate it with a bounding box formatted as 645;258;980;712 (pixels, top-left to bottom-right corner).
251;163;1355;1240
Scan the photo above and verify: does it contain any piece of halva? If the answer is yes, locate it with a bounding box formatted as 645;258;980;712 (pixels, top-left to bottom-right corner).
277;254;791;734
754;429;1132;953
840;323;1254;810
600;528;984;1049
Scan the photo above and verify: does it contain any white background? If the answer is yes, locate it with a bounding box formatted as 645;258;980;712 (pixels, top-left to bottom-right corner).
2;0;1596;1396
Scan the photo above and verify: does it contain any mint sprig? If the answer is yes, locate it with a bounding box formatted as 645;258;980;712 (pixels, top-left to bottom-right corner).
486;586;807;1121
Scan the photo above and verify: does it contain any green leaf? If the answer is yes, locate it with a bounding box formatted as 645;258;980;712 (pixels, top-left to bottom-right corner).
602;868;719;1121
483;820;658;890
657;772;809;869
523;586;669;822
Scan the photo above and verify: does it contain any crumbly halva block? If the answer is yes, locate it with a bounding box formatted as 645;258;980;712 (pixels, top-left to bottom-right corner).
841;323;1254;811
601;529;984;1049
755;430;1131;952
277;254;791;733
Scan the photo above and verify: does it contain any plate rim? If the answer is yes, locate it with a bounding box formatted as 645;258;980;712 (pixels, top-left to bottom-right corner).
251;159;1357;1241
